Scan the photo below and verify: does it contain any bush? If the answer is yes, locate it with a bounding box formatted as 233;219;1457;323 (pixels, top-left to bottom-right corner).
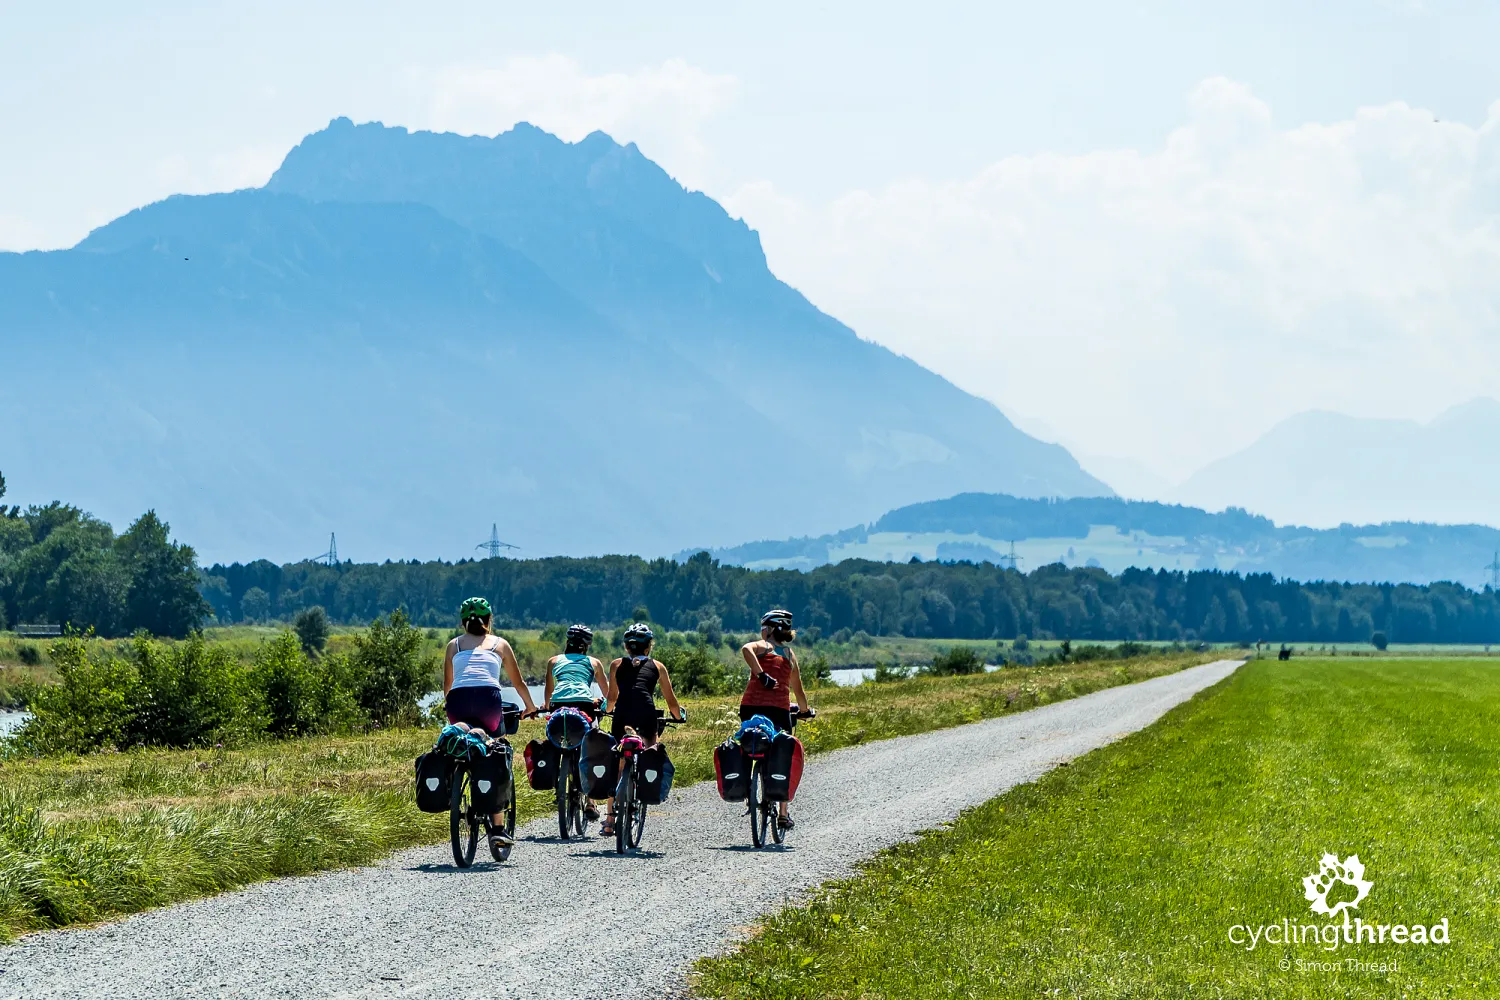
254;631;360;737
926;647;984;677
293;606;330;655
14;636;138;753
1371;631;1389;651
805;653;834;688
852;630;875;648
657;642;735;696
129;633;261;747
873;662;913;683
350;611;428;725
16;643;41;666
1012;634;1030;651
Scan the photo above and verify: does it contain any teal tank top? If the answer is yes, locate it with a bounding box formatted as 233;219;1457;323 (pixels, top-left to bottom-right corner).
551;653;595;704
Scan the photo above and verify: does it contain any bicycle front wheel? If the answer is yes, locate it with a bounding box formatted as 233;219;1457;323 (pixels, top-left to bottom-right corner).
629;798;647;849
450;764;478;868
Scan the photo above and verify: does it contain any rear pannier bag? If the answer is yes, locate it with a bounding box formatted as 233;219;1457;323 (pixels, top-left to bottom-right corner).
714;740;750;802
636;744;676;805
546;707;592;750
524;738;561;791
414;751;453;813
469;741;513;813
760;732;805;803
581;729;619;799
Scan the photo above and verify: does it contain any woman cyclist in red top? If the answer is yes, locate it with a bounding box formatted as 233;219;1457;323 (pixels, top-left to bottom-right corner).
739;608;813;830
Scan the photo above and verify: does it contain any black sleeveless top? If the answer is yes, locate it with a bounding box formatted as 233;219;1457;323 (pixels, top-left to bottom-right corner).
615;656;659;712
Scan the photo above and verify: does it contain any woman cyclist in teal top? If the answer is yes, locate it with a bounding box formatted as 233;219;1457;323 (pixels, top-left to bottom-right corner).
544;624;608;718
544;625;610;821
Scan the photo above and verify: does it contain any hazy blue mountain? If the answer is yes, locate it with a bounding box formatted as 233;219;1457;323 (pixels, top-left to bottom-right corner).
1174;399;1500;529
0;119;1107;563
688;492;1500;588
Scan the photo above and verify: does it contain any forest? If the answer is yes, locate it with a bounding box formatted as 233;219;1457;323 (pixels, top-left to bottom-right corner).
202;551;1500;646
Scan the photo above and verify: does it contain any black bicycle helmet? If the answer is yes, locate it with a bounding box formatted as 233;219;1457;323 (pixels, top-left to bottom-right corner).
760;609;794;628
565;624;594;644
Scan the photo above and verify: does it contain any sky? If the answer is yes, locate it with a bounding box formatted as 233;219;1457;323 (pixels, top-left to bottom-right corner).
4;0;1500;491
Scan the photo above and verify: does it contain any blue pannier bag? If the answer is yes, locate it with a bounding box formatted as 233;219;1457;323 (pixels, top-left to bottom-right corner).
736;714;778;758
547;707;592;750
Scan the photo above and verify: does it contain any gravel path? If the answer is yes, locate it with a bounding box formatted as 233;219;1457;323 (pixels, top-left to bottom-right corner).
0;659;1241;1000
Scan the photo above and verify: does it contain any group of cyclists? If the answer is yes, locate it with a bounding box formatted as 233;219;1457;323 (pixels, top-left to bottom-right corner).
441;599;812;852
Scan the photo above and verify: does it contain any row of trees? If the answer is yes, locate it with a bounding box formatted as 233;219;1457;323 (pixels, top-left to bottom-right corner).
0;473;208;637
203;551;1500;645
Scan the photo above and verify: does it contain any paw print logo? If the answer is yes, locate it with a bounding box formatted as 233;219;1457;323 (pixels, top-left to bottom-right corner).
1302;853;1373;918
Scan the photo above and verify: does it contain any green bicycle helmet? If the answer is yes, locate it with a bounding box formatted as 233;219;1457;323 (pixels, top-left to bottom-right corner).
459;596;492;622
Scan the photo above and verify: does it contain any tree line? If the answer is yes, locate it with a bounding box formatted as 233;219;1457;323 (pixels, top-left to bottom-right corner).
0;472;207;638
204;551;1500;646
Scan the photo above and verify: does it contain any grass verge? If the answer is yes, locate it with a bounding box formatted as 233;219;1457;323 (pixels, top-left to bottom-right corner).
693;658;1498;999
0;651;1215;942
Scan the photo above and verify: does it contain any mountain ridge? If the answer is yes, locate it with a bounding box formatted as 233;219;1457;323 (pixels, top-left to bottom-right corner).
0;119;1108;564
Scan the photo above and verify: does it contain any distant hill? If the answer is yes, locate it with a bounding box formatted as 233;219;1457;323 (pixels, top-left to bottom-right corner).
1174;399;1500;529
0;118;1108;564
686;492;1500;588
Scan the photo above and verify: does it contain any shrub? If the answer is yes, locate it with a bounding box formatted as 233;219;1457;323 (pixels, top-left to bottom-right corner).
254;631;360;737
657;642;735;696
926;647;984;676
1371;631;1389;651
805;653;834;688
350;611;428;725
16;643;41;666
873;662;913;683
293;606;330;655
1012;635;1030;651
852;630;875;648
13;636;138;754
128;633;261;747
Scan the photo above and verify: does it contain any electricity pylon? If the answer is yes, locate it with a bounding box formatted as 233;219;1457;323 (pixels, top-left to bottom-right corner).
476;524;520;559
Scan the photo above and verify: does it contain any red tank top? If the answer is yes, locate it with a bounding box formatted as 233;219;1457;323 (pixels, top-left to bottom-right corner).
742;645;793;709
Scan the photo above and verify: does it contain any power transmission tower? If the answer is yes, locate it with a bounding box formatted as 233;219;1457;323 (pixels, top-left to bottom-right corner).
476;523;520;559
305;533;338;566
1001;540;1024;572
1485;550;1500;589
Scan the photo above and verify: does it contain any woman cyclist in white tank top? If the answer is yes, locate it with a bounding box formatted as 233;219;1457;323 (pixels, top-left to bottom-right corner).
443;597;540;735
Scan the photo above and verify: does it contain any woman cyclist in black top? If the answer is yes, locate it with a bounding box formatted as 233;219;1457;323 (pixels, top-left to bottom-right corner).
601;622;685;835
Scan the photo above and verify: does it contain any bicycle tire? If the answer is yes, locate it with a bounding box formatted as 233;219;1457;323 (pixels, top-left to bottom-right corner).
615;769;633;854
450;764;478;868
557;759;573;840
770;796;786;845
630;798;647;848
489;778;517;862
747;762;764;849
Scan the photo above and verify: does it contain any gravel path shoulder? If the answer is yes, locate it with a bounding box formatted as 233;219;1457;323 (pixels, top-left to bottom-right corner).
0;659;1241;1000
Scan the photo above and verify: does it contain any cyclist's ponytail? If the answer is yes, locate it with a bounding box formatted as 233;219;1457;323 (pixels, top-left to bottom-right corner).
771;625;796;644
464;614;491;637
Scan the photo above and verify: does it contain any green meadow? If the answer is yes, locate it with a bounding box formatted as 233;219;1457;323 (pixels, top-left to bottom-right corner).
695;658;1500;999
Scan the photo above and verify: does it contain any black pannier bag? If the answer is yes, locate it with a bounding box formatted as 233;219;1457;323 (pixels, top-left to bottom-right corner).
581;728;619;799
635;744;676;805
760;732;805;803
414;751;453;813
714;740;750;802
469;742;513;813
525;738;562;791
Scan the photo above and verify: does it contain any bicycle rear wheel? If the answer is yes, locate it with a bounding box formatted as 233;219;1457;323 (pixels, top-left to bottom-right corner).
615;770;634;854
748;764;766;849
557;760;574;840
450;764;478;868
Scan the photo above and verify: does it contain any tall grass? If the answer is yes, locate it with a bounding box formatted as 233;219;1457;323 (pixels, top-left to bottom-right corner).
0;651;1216;941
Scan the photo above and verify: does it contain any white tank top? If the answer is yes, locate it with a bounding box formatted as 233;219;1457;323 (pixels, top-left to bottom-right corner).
451;638;504;689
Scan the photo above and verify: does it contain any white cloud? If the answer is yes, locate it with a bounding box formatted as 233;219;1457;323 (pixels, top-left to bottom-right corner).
423;55;739;189
726;79;1500;484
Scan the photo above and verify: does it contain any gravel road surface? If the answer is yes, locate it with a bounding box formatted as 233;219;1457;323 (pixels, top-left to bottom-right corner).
0;658;1240;1000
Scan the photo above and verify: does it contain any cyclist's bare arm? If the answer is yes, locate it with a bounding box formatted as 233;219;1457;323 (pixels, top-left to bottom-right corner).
442;639;457;695
655;660;685;720
496;639;539;715
591;656;609;704
786;647;810;710
542;655;557;707
740;640;769;677
606;658;622;713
